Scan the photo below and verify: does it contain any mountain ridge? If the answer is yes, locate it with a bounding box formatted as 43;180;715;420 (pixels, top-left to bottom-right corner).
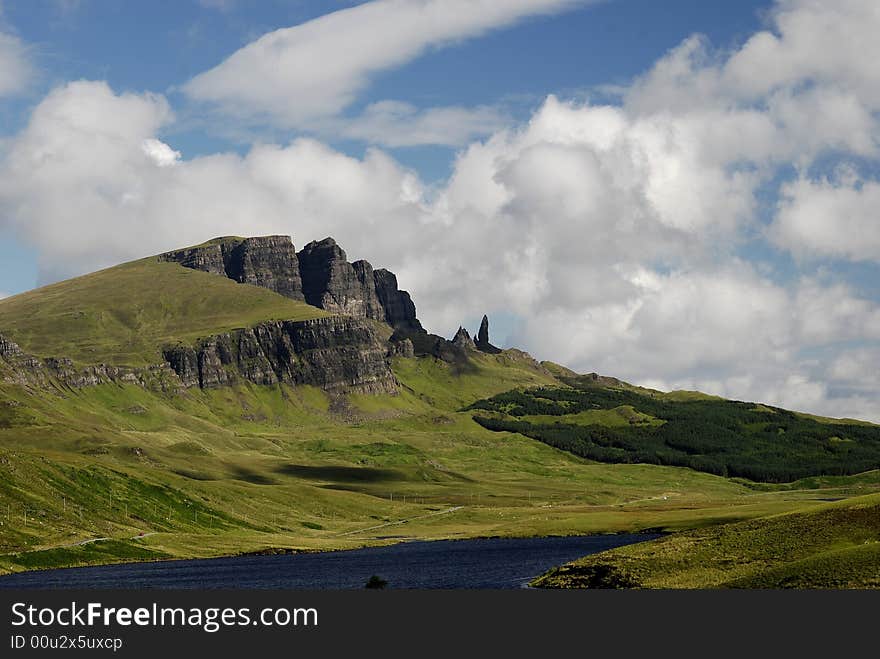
160;235;424;334
0;235;514;394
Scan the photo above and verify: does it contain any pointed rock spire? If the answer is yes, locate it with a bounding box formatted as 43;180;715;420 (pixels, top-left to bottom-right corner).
477;315;490;345
474;315;501;354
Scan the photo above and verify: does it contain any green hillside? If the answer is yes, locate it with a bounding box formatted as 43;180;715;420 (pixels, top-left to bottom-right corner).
1;348;877;575
470;385;880;482
532;493;880;589
5;341;870;574
0;252;878;582
0;257;326;366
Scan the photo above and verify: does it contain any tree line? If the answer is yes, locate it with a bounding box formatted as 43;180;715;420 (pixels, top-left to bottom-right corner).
469;386;880;483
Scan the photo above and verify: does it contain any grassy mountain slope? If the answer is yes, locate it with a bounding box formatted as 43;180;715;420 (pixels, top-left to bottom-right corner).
0;257;326;365
2;350;877;574
532;492;880;589
4;344;871;574
0;255;878;579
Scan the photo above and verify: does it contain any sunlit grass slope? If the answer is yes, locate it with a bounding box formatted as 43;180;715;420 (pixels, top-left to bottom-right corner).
532;492;880;589
0;257;326;365
3;348;877;575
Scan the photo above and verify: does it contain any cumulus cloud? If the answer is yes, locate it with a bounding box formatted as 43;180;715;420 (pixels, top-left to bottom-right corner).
0;80;425;282
183;0;589;134
771;172;880;262
724;0;880;107
3;0;880;422
141;138;182;167
510;266;880;420
0;30;32;97
632;7;880;162
829;348;880;395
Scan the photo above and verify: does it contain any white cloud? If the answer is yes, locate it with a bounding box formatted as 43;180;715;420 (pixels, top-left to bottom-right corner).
771;173;880;262
724;0;880;107
141;138;182;167
329;100;508;148
510;268;880;422
628;0;880;116
624;4;880;167
183;0;589;128
0;30;32;98
828;347;880;398
0;80;425;283
5;79;880;422
4;0;880;422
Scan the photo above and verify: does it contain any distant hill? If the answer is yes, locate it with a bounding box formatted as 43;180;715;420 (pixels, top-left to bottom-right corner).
470;381;880;482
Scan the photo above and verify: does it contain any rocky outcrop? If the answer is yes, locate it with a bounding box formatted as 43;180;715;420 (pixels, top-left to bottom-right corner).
160;242;228;275
162;317;397;394
452;327;476;351
297;238;385;320
161;235;423;334
474;315;502;354
401;330;469;364
226;236;304;300
161;236;305;301
389;337;415;358
0;335;23;358
2;315;396;395
477;316;489;345
374;269;423;333
0;334;180;390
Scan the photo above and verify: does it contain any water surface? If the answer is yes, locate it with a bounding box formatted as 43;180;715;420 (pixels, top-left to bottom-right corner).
0;534;659;589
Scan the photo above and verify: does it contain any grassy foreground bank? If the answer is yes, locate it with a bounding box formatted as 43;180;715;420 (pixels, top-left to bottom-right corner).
532;492;880;589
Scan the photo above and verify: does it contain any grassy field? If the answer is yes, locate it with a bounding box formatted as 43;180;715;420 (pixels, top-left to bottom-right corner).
2;350;878;575
0;257;325;365
532;492;880;589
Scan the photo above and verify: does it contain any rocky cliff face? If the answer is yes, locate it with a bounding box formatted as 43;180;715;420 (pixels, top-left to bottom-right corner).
297;238;385;320
0;334;180;390
1;314;397;395
161;236;305;301
374;269;423;334
3;235;490;397
226;236;304;300
161;235;422;334
162;316;397;394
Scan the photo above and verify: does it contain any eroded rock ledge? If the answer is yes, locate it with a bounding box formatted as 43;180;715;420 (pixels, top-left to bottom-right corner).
162;317;397;394
0;315;397;395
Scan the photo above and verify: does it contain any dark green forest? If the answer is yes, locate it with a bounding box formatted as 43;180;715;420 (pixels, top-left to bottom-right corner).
469;386;880;482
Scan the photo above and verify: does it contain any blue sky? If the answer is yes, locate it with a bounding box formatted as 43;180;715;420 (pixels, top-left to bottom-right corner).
2;0;767;294
4;1;769;168
1;0;879;421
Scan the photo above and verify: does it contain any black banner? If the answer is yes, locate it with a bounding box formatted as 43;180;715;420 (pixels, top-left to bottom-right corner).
0;589;876;656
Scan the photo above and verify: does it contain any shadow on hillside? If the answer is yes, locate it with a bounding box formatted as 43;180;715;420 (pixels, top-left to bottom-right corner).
228;466;278;485
277;463;404;483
